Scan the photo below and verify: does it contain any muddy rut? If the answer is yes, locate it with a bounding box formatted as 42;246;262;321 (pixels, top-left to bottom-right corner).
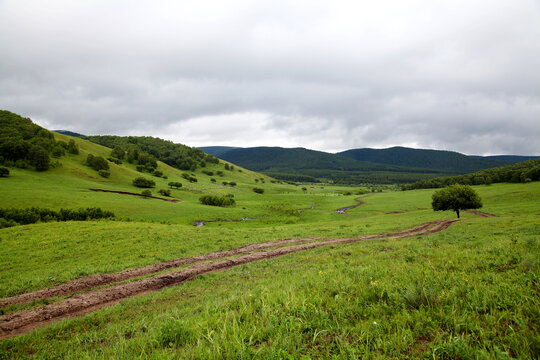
1;218;460;339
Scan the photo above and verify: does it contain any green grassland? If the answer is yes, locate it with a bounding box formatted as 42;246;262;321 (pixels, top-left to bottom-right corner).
0;133;539;358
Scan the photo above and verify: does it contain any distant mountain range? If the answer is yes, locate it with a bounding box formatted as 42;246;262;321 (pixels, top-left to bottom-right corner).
199;146;537;184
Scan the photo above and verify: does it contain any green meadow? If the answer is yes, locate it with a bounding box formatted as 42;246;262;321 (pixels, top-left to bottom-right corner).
0;133;539;359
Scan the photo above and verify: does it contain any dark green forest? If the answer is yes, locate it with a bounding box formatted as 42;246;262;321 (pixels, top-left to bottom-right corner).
0;110;79;171
402;158;540;190
338;146;535;173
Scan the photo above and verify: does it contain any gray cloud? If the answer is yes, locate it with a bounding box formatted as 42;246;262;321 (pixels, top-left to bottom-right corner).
1;0;539;155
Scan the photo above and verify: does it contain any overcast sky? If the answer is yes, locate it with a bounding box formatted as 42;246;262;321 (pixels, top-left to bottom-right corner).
1;0;539;155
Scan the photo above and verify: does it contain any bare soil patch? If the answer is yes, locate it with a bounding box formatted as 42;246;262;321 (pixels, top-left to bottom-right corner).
0;219;460;339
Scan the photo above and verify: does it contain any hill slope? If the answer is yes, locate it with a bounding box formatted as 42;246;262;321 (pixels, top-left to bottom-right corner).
338;146;536;173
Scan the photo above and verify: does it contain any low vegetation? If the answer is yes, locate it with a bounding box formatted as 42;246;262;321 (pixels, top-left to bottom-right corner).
132;177;156;188
199;194;236;207
0;207;114;228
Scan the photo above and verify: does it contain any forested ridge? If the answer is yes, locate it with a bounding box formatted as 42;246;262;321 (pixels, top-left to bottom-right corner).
402;158;540;190
87;135;219;172
0;110;79;171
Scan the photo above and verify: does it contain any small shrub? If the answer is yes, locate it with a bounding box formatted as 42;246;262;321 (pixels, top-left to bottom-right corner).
51;145;65;158
67;139;79;154
253;187;264;194
168;181;182;189
98;170;110;178
0;167;9;177
158;189;171;197
153;170;163;177
132;177;156;188
136;165;145;172
107;157;122;165
181;173;197;183
210;178;216;183
86;154;109;171
141;190;152;197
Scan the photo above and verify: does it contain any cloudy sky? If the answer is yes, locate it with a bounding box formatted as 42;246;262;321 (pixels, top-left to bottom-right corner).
1;0;539;155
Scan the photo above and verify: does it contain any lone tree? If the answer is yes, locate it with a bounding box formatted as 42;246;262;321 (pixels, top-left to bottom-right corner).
432;185;482;218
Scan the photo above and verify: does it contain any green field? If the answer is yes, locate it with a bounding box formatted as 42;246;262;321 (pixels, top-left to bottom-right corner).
0;133;539;359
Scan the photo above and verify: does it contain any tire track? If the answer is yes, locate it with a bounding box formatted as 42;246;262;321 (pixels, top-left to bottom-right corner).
0;237;322;308
0;219;459;340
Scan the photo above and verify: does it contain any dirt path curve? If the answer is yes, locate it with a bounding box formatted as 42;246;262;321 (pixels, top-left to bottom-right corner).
335;198;365;214
0;219;458;340
89;189;181;203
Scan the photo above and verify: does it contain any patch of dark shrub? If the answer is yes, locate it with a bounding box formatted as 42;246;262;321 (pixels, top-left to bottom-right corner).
0;207;115;228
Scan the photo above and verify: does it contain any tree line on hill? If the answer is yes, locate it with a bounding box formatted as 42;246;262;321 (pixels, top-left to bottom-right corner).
0;110;79;172
86;135;220;172
402;158;540;190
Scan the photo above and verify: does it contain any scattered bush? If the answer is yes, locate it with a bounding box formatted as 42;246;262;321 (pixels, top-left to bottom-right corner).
86;154;109;171
202;170;214;176
136;165;145;172
253;187;264;194
107;157;122;165
98;170;110;178
132;177;156;188
210;178;216;183
168;181;183;189
51;145;65;158
182;173;197;183
153;170;163;177
141;190;152;197
30;145;50;171
0;167;9;177
199;195;236;207
67;139;79;154
158;189;171;197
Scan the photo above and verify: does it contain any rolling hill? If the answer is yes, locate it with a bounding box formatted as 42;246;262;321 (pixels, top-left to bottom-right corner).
201;145;537;184
338;146;536;173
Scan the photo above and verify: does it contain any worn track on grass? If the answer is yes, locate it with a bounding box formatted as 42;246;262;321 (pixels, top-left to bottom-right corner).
0;218;459;340
0;237;322;308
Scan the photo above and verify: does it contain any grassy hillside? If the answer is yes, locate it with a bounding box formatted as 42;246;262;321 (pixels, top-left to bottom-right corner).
0;182;538;358
1;112;538;358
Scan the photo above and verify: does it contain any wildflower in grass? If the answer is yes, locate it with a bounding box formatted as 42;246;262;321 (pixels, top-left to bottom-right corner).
373;321;377;325
249;293;252;297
